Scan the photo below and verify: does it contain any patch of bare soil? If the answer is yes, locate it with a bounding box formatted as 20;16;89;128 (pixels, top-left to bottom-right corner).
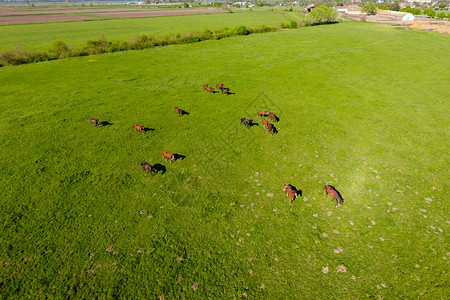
341;12;449;33
0;14;103;25
90;9;228;19
0;8;228;25
404;20;450;34
342;13;402;23
0;8;153;16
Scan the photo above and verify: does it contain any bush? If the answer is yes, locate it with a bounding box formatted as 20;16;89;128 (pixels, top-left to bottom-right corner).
424;8;436;17
289;20;298;29
305;6;339;26
49;41;71;59
362;2;377;15
437;12;446;18
412;8;422;15
231;25;250;36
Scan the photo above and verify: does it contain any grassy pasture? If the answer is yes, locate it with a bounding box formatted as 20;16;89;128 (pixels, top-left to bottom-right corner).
0;9;301;51
0;22;449;298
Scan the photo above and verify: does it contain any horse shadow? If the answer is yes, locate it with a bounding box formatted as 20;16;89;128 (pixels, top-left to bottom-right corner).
180;110;190;116
269;126;278;134
143;127;155;133
152;163;166;175
291;189;302;204
249;123;259;128
173;153;186;161
100;121;114;126
223;91;235;95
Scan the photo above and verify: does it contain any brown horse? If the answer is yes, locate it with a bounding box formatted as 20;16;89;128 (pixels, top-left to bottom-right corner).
262;118;270;128
174;107;182;116
163;152;174;163
141;162;156;176
89;118;99;127
266;122;276;135
257;111;269;117
203;84;214;93
283;184;298;203
323;185;344;207
133;125;144;133
216;84;224;89
268;112;278;122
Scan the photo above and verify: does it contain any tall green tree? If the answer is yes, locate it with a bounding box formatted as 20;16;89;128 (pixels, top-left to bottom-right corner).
362;2;378;15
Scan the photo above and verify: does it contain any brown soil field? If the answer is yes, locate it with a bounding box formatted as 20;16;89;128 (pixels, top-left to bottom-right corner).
90;9;228;18
0;8;152;16
0;14;105;25
0;8;228;25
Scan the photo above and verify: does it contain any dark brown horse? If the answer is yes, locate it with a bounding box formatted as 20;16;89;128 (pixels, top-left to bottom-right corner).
174;107;182;116
162;152;174;163
141;162;156;176
268;112;278;122
133;125;144;133
89;118;99;127
221;88;230;95
266;122;276;135
323;185;344;207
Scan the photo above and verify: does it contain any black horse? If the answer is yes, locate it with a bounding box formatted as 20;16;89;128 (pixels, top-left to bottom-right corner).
141;162;156;176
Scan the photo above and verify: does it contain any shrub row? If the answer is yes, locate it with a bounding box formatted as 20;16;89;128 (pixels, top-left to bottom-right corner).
0;25;279;67
380;5;450;18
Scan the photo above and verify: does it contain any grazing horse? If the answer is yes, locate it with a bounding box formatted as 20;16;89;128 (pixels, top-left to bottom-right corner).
162;152;174;163
262;118;270;128
323;185;344;207
216;84;224;90
257;111;269;117
268;112;278;122
89;118;99;127
240;118;254;127
221;88;230;95
141;162;156;176
174;107;182;116
283;184;298;203
266;122;276;135
203;84;214;93
133;125;145;133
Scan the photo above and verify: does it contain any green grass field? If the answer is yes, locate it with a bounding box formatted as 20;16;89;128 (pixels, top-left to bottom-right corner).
0;9;302;51
0;21;449;298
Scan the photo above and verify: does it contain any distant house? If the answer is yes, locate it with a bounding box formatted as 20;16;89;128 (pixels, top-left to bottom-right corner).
305;4;315;12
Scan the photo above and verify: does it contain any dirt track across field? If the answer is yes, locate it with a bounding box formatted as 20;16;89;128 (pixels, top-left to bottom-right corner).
0;8;229;25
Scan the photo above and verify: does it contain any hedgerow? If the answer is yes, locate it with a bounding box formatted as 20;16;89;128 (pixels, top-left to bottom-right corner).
1;25;278;66
0;21;331;67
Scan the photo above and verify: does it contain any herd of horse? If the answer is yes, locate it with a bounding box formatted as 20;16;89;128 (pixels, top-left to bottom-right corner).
203;84;230;95
89;83;344;206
